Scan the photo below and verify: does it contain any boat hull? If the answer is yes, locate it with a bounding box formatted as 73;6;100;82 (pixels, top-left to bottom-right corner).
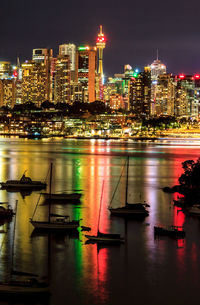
1;182;46;190
85;235;124;243
154;226;185;238
30;220;79;230
0;283;49;295
42;193;82;201
109;207;149;217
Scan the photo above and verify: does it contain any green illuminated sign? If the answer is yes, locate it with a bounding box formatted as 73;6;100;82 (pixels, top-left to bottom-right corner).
78;47;87;51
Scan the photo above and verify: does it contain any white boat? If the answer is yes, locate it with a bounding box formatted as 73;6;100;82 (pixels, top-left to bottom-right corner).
109;157;149;217
30;163;80;231
0;171;47;190
0;201;49;296
85;181;124;244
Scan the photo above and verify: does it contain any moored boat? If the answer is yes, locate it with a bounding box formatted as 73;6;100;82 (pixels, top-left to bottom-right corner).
30;163;80;231
0;205;15;218
85;232;124;243
0;280;49;295
85;181;124;244
30;215;80;231
41;192;82;201
109;157;149;217
187;205;200;215
0;172;46;190
0;200;49;296
154;225;185;238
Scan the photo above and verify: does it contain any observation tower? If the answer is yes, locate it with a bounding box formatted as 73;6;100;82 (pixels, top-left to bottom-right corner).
96;25;106;77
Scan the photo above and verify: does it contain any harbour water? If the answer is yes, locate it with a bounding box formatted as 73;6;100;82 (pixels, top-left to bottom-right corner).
0;138;199;305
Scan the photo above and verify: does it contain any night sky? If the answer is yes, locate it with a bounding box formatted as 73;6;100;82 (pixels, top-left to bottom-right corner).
1;0;200;76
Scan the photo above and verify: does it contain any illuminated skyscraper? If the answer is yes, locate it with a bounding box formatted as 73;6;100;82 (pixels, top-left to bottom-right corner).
0;61;12;79
32;49;53;101
150;56;166;81
175;75;198;118
76;46;97;102
0;79;16;107
154;74;175;116
32;48;53;63
21;60;48;107
129;67;151;117
54;55;71;104
59;44;76;72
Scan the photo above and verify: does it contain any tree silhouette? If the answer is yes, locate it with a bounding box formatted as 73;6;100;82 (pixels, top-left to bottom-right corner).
179;158;200;189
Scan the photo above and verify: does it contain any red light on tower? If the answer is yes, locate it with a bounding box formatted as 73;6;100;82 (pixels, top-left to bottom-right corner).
179;74;185;79
13;70;18;78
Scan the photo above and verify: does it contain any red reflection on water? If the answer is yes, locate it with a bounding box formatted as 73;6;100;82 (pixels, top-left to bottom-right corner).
97;247;109;302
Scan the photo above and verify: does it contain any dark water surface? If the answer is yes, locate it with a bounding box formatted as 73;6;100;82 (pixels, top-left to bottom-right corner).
0;138;199;305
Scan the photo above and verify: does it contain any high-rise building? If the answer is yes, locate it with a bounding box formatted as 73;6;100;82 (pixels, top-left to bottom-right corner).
150;56;167;116
54;55;71;104
59;44;76;72
21;60;48;107
76;46;97;102
32;48;53;63
154;74;176;116
150;57;166;81
0;79;16;107
0;61;12;79
32;49;53;101
175;75;198;118
129;67;151;117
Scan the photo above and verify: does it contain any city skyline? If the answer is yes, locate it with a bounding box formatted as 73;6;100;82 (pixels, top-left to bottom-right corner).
1;0;200;76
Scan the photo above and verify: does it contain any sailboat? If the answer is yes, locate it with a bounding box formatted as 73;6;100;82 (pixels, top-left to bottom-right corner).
85;181;124;243
30;163;80;231
108;157;149;217
0;200;49;296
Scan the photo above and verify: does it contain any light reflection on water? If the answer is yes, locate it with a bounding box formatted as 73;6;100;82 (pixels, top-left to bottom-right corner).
0;138;199;304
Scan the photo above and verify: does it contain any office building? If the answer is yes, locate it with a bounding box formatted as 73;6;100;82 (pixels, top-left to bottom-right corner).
129;67;151;117
76;46;97;102
21;60;48;107
59;44;76;72
0;61;13;79
54;55;71;104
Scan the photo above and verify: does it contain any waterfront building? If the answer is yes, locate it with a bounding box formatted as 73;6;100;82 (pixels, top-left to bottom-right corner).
0;61;12;79
76;46;97;103
54;55;71;104
21;60;48;107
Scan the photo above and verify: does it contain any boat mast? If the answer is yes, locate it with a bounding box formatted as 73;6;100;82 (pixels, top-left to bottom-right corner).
125;157;129;205
10;200;18;278
48;163;53;223
97;180;104;236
